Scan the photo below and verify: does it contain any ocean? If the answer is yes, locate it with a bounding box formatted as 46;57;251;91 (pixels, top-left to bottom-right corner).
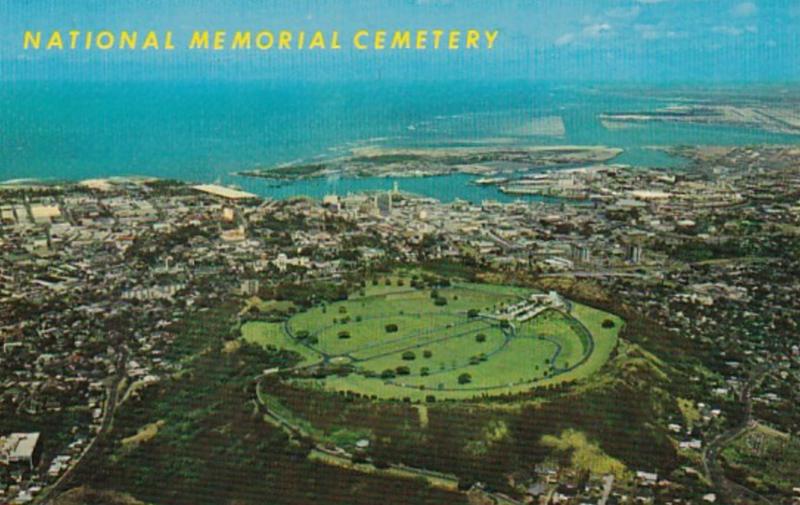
1;80;797;202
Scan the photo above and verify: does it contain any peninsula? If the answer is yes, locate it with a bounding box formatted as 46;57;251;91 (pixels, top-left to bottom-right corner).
237;145;623;181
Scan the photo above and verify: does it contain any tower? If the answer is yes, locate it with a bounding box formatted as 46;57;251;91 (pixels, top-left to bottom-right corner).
627;244;643;265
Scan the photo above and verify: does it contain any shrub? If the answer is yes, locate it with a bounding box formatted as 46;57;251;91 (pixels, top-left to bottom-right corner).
385;323;399;333
296;330;310;339
420;367;430;376
434;297;447;306
338;306;347;314
381;369;396;379
467;309;480;318
458;373;472;385
602;319;616;328
475;333;487;343
396;366;410;375
423;350;433;358
426;395;436;403
338;331;351;339
402;351;416;361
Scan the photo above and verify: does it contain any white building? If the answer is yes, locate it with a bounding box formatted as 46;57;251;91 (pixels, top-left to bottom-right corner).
0;432;41;470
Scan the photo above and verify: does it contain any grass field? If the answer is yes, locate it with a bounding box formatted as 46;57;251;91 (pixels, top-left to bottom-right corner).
242;277;621;400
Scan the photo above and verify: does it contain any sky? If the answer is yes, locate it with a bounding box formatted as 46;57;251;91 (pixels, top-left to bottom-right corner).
0;0;798;83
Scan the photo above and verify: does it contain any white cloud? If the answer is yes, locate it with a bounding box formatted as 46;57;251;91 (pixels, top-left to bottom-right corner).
634;24;682;40
731;2;758;17
554;21;613;46
712;24;757;36
555;33;576;46
606;6;641;19
712;25;743;36
583;22;613;38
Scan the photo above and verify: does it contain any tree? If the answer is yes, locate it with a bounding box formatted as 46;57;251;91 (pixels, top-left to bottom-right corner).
396;366;410;375
420;367;430;376
385;323;399;333
475;333;487;343
423;350;433;358
381;369;396;379
338;330;351;339
434;297;447;306
402;351;416;361
602;319;616;328
467;309;480;319
458;373;472;385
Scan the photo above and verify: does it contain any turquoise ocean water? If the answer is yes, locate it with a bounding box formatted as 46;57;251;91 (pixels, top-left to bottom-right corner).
1;81;797;202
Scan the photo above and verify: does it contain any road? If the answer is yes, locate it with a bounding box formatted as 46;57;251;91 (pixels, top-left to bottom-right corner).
538;270;650;279
255;375;525;505
36;351;128;505
702;367;774;505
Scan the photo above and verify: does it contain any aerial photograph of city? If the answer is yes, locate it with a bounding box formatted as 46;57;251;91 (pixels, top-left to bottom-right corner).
1;1;799;505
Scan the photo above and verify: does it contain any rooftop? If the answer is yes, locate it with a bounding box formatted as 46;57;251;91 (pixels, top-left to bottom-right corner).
0;432;41;462
192;184;257;200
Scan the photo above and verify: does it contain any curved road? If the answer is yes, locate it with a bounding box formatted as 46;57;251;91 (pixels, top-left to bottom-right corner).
255;375;524;505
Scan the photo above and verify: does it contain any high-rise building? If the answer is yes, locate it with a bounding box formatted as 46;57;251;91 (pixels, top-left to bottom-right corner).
571;244;591;264
627;244;643;264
